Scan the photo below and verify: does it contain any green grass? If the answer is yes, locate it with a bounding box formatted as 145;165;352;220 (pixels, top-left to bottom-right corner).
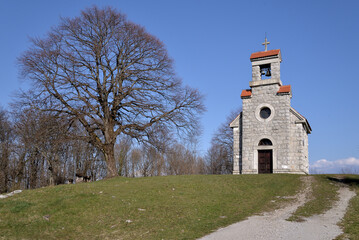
288;175;340;222
0;174;301;240
336;175;359;240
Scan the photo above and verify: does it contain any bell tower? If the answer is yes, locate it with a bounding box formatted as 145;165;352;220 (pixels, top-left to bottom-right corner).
249;48;282;87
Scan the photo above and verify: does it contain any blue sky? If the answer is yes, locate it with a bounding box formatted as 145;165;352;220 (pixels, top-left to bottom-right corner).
1;0;358;173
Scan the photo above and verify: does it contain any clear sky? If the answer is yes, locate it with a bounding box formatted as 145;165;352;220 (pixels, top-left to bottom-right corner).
1;0;358;173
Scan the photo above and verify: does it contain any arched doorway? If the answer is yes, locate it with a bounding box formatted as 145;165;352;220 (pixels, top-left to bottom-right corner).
258;139;273;174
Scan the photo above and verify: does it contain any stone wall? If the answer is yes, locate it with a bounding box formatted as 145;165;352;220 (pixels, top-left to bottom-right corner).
289;112;309;174
231;114;242;174
241;84;299;174
251;58;281;82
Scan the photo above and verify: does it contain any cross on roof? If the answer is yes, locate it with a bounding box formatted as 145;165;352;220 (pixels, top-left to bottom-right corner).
262;36;270;51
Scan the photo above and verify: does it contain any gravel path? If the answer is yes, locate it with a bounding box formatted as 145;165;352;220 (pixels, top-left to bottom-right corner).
199;177;356;240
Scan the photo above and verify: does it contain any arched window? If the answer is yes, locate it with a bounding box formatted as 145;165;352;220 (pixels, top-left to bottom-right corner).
259;138;272;146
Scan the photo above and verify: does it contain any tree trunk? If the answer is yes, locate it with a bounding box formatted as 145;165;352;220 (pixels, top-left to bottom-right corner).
104;144;118;178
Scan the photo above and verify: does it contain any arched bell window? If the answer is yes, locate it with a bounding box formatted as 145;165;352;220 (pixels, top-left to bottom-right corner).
258;138;272;146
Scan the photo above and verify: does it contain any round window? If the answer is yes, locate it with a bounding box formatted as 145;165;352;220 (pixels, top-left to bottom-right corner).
260;107;271;119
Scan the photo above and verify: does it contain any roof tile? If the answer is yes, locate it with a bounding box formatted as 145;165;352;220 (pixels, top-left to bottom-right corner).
250;49;280;60
241;89;252;98
277;85;291;94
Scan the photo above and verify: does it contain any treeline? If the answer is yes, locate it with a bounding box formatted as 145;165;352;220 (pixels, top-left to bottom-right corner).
0;106;238;193
0;108;103;193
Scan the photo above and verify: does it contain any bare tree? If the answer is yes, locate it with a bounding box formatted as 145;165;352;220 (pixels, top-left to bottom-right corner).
19;6;204;177
115;136;132;177
166;143;198;175
207;108;241;174
0;108;13;193
12;108;71;187
129;148;142;177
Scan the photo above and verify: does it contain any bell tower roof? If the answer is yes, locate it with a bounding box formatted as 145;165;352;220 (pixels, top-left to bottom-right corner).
250;49;281;61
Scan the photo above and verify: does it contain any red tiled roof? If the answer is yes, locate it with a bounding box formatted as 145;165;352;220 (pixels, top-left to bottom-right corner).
250;49;280;60
241;89;252;98
277;85;291;93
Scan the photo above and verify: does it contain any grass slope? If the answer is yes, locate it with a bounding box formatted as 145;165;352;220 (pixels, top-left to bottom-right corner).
0;174;301;240
336;175;359;240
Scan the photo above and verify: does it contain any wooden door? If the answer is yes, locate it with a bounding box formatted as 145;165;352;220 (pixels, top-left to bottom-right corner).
258;150;272;174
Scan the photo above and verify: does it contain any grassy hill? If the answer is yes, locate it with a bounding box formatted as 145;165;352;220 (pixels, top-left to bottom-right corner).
0;174;358;239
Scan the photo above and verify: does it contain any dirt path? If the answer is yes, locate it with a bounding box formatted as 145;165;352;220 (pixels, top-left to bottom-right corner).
199;177;356;240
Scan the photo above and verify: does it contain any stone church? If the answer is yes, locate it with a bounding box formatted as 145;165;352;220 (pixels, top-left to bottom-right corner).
230;40;311;174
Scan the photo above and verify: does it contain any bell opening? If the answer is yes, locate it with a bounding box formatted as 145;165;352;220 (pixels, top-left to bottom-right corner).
260;64;271;80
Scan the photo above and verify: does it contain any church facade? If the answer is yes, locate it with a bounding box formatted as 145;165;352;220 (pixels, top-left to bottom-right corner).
230;45;311;174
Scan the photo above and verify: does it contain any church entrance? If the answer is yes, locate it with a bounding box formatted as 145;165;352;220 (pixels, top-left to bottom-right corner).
258;150;272;174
